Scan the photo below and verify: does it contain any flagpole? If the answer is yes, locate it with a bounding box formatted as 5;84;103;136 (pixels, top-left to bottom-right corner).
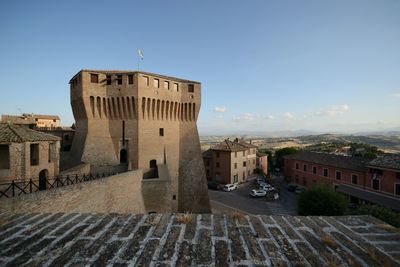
137;49;144;71
137;49;140;71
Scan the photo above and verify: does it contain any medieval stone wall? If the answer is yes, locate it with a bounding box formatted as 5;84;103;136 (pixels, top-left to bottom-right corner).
0;170;146;214
68;70;210;213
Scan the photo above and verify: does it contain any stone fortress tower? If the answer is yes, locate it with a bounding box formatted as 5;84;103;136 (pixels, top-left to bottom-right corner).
68;70;210;213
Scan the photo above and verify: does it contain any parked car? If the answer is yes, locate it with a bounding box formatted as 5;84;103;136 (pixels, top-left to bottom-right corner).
260;185;275;192
250;189;267;197
254;178;265;185
295;186;305;194
287;183;298;192
258;182;271;187
259;182;272;188
223;183;237;192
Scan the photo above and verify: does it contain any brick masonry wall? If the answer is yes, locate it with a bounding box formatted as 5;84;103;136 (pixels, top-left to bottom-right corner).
284;158;400;199
284;158;366;188
0;213;399;266
69;70;210;213
366;168;400;197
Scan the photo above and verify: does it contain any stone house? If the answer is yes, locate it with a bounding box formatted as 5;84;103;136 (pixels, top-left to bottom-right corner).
34;126;75;152
203;138;259;185
1;113;60;128
0;123;60;187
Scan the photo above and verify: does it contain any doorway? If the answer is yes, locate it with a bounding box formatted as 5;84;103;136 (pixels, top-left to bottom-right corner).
38;169;48;191
120;149;128;164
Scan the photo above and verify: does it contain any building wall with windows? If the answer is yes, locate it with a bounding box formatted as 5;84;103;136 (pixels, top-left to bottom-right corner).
366;155;400;197
284;158;366;189
68;70;210;213
283;151;400;210
203;139;258;185
1;114;60;128
256;152;268;175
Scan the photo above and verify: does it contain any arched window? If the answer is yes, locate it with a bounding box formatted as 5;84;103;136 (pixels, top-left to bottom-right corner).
120;149;128;164
150;159;157;169
144;159;158;179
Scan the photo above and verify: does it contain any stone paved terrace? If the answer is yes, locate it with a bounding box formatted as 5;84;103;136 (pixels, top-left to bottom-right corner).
0;213;399;266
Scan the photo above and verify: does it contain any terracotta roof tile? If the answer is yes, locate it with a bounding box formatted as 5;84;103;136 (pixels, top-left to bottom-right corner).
367;154;400;170
0;123;60;143
211;139;257;152
284;151;369;172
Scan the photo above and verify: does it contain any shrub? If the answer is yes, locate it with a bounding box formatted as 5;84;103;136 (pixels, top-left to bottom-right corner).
298;186;347;216
352;205;400;228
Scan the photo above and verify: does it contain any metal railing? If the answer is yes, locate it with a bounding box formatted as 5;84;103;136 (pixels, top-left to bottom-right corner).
0;172;120;199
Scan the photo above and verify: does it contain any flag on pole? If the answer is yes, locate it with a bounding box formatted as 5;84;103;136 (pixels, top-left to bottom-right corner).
138;49;144;60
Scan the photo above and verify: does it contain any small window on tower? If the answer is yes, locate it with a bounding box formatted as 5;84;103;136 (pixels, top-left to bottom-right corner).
164;81;169;89
154;78;159;88
90;74;99;83
143;76;149;86
188;84;194;93
117;75;123;85
106;75;112;85
128;75;134;84
159;128;164;136
174;83;179;92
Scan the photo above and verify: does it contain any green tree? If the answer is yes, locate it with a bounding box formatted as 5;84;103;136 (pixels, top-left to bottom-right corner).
364;151;377;159
275;147;298;169
352;205;400;227
298;186;348;216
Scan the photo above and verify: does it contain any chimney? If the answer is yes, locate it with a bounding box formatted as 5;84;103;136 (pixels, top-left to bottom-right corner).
234;138;239;143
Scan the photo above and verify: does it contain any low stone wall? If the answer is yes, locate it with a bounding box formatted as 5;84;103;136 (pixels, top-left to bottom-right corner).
0;170;145;214
142;178;173;213
59;162;91;176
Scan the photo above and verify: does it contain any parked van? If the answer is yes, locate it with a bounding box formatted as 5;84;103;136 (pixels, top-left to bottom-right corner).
223;183;237;192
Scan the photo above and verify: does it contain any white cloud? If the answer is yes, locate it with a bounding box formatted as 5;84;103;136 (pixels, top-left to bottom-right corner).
233;113;256;122
284;112;294;119
266;114;274;120
314;104;350;117
391;92;400;98
213;106;227;113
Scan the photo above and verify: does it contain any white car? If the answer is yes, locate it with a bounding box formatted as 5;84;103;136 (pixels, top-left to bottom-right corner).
250;189;267;197
259;182;272;188
223;183;237;192
260;185;275;192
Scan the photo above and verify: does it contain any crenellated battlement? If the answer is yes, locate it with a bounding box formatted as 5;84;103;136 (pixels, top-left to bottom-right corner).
70;70;200;122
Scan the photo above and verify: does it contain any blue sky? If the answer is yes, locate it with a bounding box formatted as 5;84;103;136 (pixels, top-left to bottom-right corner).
0;0;399;135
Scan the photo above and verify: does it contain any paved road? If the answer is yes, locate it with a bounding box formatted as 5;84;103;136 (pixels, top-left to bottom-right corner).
209;175;298;215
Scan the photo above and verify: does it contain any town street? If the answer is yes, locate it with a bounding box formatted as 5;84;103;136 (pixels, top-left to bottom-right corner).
209;175;298;215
